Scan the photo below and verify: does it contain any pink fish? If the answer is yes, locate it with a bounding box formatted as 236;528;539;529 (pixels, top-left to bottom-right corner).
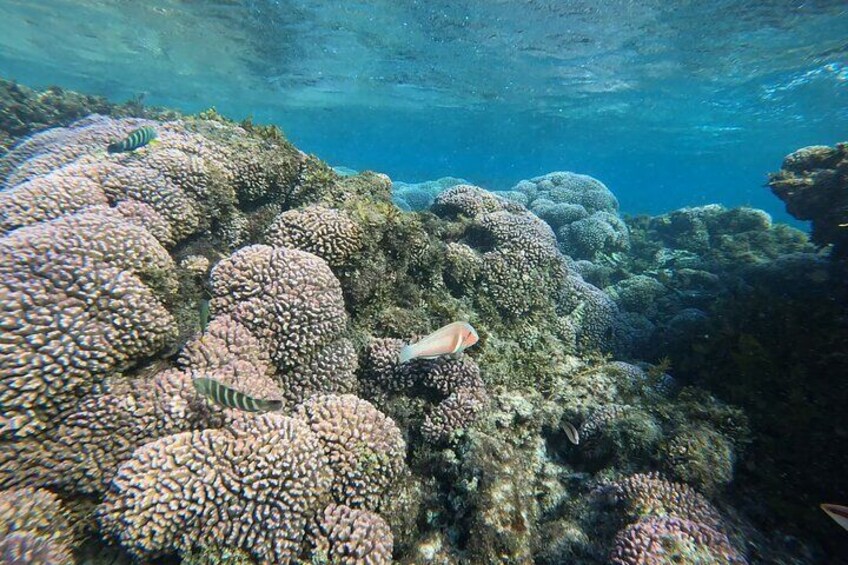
398;321;479;364
821;503;848;532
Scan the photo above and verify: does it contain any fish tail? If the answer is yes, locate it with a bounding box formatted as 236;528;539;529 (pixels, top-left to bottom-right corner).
256;399;283;412
398;344;415;364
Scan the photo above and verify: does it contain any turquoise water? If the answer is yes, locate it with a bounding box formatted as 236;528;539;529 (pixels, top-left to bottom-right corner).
1;0;846;219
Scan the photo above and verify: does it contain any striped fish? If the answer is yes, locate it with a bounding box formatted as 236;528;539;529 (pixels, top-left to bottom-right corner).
107;126;158;153
193;377;282;412
398;321;479;364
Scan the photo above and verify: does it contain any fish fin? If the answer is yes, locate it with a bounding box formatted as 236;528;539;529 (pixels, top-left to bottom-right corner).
398;344;415;364
148;139;161;147
450;333;463;354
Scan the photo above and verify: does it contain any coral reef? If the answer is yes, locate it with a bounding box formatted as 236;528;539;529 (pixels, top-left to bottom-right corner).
610;516;746;565
98;413;334;562
392;176;467;211
0;207;178;437
209;244;348;371
0;84;837;565
264;204;364;267
767;142;848;255
295;394;407;511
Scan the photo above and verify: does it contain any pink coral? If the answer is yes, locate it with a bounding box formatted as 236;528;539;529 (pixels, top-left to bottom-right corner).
610;516;747;565
209;245;347;371
265;205;364;267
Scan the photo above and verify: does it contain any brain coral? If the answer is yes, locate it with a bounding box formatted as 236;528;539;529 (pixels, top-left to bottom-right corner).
265;205;364;267
98;412;333;563
610;516;747;565
177;315;273;376
362;336;482;396
0;531;71;565
0;207;178;437
295;394;406;511
512;171;630;260
0;486;75;564
661;425;735;494
209;244;347;371
516;171;619;214
432;184;522;217
558;211;630;259
309;503;393;565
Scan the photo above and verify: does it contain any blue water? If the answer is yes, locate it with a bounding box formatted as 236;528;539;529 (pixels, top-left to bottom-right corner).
1;0;847;221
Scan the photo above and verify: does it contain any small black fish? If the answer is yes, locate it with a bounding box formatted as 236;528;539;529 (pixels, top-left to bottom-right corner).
193;377;282;412
107;126;158;153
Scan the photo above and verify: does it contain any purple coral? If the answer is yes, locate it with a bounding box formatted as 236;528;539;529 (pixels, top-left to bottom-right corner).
309;503;393;565
610;516;747;565
209;244;347;371
265;205;364;267
432;183;573;318
98;412;333;563
276;338;359;406
603;473;725;531
295;394;406;511
362;337;488;444
0;368;209;494
432;184;521;217
0;531;71;565
0;487;75;564
0;207;177;437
